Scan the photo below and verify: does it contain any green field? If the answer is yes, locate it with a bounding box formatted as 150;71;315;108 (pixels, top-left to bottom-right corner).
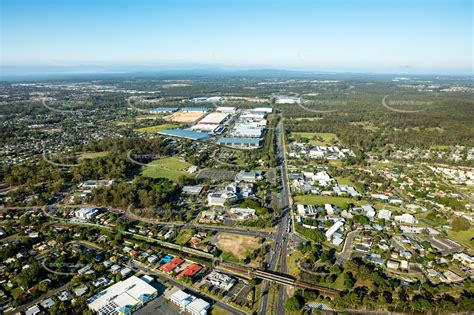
134;124;180;133
294;195;355;207
78;151;109;160
141;157;192;182
174;229;194;245
291;132;338;145
448;228;474;249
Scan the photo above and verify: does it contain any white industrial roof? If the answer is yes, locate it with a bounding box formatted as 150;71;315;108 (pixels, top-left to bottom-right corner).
87;276;157;313
198;112;229;124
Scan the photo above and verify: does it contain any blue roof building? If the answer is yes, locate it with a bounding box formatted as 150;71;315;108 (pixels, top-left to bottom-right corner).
158;129;212;141
149;107;179;114
217;137;261;149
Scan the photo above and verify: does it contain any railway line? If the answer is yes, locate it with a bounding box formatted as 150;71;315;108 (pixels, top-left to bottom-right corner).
217;262;341;298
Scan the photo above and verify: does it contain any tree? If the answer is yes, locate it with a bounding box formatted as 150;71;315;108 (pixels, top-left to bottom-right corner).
285;296;304;311
451;216;470;232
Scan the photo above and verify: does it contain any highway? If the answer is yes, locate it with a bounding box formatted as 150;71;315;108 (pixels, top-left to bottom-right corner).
260;117;292;315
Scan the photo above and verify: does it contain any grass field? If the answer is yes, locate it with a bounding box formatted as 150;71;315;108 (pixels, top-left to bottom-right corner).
294;195;355;207
141;157;192;182
448;228;474;249
291;132;338;145
175;229;194;245
216;233;262;260
78;151;109;160
286;250;303;277
336;176;355;186
134;123;180;133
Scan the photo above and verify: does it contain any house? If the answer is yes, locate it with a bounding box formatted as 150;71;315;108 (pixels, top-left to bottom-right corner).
160;256;184;273
40;297;55;309
378;209;392;220
74;285;89;296
394;213;417;224
177;263;203;279
453;253;474;269
387;260;400;270
25;305;41;315
325;204;335;215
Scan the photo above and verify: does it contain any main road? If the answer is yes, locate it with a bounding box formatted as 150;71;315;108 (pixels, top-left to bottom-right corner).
260;117;293;315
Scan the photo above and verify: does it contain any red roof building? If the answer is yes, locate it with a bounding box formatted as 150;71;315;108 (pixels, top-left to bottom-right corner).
159;256;184;273
177;263;202;279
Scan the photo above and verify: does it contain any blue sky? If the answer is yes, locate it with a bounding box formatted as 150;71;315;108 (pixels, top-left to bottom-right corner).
1;0;472;74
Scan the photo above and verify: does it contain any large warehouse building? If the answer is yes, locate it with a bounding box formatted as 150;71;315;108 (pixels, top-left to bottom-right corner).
197;112;229;125
87;276;158;315
158;129;212;141
217;137;262;148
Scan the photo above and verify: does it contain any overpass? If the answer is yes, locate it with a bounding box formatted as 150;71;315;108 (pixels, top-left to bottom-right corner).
216;262;341;298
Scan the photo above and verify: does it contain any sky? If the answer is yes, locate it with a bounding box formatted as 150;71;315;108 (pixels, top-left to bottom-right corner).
1;0;473;75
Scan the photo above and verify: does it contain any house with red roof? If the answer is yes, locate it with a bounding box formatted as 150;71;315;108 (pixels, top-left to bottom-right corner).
159;256;184;273
177;263;202;279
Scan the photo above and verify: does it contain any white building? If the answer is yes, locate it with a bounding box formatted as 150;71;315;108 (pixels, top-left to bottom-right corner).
394;213;417;224
453;253;474;269
378;209;392;220
87;276;158;314
205;271;236;291
325;221;344;241
169;289;210;315
75;207;99;220
229;207;256;220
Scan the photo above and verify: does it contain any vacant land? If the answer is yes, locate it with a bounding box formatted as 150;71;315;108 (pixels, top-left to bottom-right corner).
141;157;192;182
294;195;355;207
134;123;180;133
165;111;205;122
216;233;262;260
291;132;338;145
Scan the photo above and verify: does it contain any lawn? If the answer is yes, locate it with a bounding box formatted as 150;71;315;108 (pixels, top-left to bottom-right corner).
291;132;338;145
286;250;303;277
134;123;180;133
294;195;355;207
141;157;192;182
448;228;474;250
216;233;262;261
77;151;109;160
336;176;355;186
174;229;194;245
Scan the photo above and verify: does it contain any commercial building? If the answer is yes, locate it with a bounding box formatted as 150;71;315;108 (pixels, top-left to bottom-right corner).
204;271;236;291
325;221;344;241
168;289;210;315
229;207;256;220
217;137;261;149
75;207;99;220
87;276;158;315
182;185;204;195
216;106;236;113
197;112;229;125
158;129;212;141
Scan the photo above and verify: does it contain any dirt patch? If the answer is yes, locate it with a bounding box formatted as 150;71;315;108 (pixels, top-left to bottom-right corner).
216;233;262;260
165;111;205;123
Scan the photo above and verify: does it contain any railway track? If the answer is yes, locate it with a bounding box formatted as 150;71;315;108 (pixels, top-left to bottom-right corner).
217;262;340;297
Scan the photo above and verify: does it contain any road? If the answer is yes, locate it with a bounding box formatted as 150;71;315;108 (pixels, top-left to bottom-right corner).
260;117;292;315
336;228;361;265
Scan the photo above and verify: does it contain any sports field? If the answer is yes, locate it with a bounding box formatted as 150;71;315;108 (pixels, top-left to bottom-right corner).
216;233;262;260
141;157;193;182
294;195;355;207
165;111;205;122
134;124;180;133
